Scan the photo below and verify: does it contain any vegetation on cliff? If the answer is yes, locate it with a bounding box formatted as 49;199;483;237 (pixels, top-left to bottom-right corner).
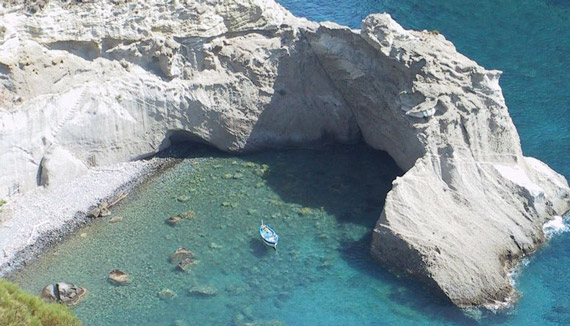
0;278;82;326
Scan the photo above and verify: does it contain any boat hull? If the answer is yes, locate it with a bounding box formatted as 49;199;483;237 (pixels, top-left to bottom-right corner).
261;237;277;249
260;223;279;250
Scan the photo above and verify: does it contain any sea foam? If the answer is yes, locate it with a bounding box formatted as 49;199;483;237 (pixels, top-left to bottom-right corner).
508;214;568;289
542;215;569;238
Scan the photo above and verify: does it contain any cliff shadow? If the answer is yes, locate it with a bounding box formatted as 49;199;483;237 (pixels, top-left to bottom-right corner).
240;31;396;227
150;36;485;323
152;131;229;160
235;34;483;324
238;144;470;323
339;233;483;325
243;143;400;228
153;139;488;324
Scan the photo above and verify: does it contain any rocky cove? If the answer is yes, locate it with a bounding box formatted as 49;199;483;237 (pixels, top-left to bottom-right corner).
0;0;569;314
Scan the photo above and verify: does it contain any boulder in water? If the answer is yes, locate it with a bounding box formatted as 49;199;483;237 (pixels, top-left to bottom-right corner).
87;207;101;218
40;284;58;302
99;207;111;217
166;216;181;226
108;269;130;285
177;257;198;271
169;247;194;263
40;282;87;306
109;216;123;223
87;201;111;218
169;247;198;271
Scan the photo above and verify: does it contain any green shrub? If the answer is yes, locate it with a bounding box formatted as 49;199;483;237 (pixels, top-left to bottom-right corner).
0;278;82;326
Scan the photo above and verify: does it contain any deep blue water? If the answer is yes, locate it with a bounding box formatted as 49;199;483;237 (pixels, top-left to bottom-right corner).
277;0;570;325
279;0;570;179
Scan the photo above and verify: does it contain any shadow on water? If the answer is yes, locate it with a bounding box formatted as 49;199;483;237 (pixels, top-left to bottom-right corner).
339;233;480;325
154;141;230;160
249;238;271;258
157;141;491;325
239;142;479;325
245;143;402;228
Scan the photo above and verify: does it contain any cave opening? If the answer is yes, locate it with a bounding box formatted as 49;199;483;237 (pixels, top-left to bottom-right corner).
9;130;477;326
159;129;403;230
146;131;467;319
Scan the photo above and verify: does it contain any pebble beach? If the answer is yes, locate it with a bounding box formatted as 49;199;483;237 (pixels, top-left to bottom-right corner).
0;159;166;275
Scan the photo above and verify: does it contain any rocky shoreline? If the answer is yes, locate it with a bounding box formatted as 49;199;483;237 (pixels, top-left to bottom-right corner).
0;158;173;276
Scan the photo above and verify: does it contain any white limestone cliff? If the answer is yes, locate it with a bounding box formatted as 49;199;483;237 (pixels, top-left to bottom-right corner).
0;0;568;308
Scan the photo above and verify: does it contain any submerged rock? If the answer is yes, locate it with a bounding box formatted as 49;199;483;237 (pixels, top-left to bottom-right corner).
157;289;177;301
177;257;198;271
189;285;218;297
166;210;195;226
233;315;285;326
109;216;123;223
176;195;189;202
244;320;285;326
209;242;222;250
108;269;130;285
169;247;198;271
169;247;194;263
40;282;87;306
178;210;196;219
166;216;181;226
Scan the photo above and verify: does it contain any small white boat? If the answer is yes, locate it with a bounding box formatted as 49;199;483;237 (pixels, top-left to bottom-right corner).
259;220;279;250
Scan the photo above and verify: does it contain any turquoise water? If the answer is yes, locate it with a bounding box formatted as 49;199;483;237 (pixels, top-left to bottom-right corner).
13;144;472;326
8;2;570;325
276;1;570;325
10;144;568;325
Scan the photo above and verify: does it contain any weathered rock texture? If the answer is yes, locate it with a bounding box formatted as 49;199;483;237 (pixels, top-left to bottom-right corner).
0;0;568;308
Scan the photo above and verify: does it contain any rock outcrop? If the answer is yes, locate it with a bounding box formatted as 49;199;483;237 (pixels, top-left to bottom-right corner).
108;269;130;285
0;0;568;308
40;282;87;305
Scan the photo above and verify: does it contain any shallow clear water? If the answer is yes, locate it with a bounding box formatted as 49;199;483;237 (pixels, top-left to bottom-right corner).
11;145;568;326
9;1;570;325
13;144;473;326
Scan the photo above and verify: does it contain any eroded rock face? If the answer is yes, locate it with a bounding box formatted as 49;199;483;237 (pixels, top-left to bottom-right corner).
351;15;570;308
0;0;358;196
0;0;569;308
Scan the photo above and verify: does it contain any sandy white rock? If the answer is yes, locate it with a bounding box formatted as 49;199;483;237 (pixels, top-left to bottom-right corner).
0;0;568;309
